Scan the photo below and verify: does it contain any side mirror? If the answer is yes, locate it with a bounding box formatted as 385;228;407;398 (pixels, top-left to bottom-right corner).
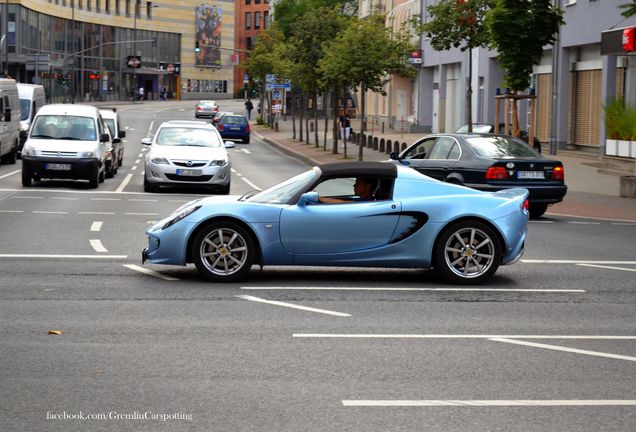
112;137;121;144
224;140;236;148
4;109;11;122
297;191;319;207
389;152;400;161
99;133;110;142
141;137;152;146
119;130;126;138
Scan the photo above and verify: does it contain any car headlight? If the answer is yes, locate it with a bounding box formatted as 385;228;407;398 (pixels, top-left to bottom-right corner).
209;159;227;166
20;123;29;132
150;156;170;165
22;144;36;156
162;205;201;230
80;151;96;158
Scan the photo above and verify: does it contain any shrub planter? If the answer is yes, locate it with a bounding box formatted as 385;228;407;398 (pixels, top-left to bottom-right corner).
619;176;636;198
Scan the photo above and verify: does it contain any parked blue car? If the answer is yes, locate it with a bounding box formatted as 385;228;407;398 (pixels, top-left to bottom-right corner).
142;162;529;284
216;114;250;144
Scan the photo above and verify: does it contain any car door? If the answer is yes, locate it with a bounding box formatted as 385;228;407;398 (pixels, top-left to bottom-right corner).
279;177;401;255
400;136;460;181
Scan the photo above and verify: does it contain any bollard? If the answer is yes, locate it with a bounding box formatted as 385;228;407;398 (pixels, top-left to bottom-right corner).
394;142;400;153
310;121;314;132
379;138;385;152
401;142;407;151
367;135;373;148
385;140;392;154
274;121;279;132
373;137;379;150
382;122;385;134
361;134;366;147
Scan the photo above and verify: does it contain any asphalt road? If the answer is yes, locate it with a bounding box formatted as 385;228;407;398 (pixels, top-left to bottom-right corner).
0;101;634;432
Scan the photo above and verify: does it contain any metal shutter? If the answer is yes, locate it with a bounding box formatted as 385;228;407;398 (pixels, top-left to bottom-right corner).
535;73;552;142
571;69;601;147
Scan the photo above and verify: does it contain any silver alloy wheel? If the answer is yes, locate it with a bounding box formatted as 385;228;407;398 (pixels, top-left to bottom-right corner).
443;227;495;279
199;227;249;276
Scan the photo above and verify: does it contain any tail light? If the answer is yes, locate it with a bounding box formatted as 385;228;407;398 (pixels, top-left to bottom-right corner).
521;199;529;214
245;124;251;132
485;166;508;180
197;106;203;111
214;107;219;112
217;123;224;131
552;165;564;180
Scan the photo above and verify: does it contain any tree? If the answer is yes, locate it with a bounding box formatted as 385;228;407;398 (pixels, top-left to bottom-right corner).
486;0;564;135
619;0;636;18
320;15;416;161
419;0;495;132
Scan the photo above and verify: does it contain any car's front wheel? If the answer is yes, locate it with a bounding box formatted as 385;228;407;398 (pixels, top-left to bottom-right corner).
192;221;255;282
21;168;31;187
434;220;501;285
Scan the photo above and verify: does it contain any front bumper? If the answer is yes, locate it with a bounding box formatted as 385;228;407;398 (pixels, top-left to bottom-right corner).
144;162;231;187
22;156;99;180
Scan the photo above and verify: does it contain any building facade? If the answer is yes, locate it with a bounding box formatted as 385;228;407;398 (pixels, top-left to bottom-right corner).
361;0;636;157
234;0;270;97
1;0;236;102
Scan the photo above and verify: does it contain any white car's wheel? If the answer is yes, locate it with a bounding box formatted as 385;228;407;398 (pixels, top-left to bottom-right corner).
192;221;254;282
434;220;501;285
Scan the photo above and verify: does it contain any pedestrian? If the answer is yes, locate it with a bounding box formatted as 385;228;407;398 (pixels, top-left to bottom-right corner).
160;86;167;101
244;99;254;120
138;86;145;101
339;111;351;141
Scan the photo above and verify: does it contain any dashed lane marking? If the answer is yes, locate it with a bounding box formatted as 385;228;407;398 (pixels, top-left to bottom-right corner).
240;287;585;293
0;170;19;180
115;173;134;193
235;294;351;317
89;239;108;253
577;263;636;273
292;334;636;339
522;260;636;265
90;221;103;232
123;264;179;281
0;254;126;259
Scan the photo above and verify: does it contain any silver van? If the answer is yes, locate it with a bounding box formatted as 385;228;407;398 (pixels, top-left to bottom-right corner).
0;78;21;164
18;83;46;153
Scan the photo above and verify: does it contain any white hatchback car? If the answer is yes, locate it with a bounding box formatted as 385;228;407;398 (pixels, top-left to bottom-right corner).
142;120;234;193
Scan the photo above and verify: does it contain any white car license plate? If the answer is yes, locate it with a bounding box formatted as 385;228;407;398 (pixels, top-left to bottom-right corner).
517;171;545;179
46;163;72;171
176;169;202;177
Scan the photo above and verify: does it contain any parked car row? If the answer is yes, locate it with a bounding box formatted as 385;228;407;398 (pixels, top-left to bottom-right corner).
195;101;251;144
21;104;126;189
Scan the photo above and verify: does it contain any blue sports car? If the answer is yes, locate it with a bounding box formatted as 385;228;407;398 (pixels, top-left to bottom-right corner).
142;162;529;284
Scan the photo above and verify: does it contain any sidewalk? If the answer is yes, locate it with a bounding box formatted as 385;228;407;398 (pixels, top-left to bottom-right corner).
252;115;636;222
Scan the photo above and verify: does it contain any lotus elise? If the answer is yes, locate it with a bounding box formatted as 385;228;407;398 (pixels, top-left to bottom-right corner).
142;162;529;284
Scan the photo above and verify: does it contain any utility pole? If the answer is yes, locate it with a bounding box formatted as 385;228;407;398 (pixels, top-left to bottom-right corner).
3;0;8;77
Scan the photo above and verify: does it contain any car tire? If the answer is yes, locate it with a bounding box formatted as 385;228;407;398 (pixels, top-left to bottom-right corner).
89;169;99;189
192;221;255;282
21;168;31;187
218;182;230;195
118;152;124;167
434;220;501;285
98;168;105;183
529;203;548;219
106;165;114;178
6;144;17;164
143;175;158;193
244;137;250;144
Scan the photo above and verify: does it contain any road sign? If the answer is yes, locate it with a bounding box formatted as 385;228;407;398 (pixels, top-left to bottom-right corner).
26;54;50;72
243;74;249;84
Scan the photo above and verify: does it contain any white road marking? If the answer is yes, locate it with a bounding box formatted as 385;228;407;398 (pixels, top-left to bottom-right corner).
137;153;143;158
89;239;108;253
239;148;252;154
12;196;43;199
91;198;121;201
125;212;159;216
611;222;636;226
51;197;79;200
90;221;103;232
235;294;351;317
0;254;126;259
568;221;601;225
490;337;636;362
129;198;157;202
240;287;585;293
134;159;140;164
123;264;179;281
577;263;636;273
238;175;260;190
168;200;190;203
545;212;636;223
115;173;134;193
131;165;138;171
0;169;19;179
33;211;68;214
292;334;636;339
79;211;115;215
529;220;554;224
342;400;636;407
522;259;636;265
148;121;154;134
0;210;24;213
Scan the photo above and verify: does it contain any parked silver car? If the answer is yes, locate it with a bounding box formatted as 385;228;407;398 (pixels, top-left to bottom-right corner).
142;120;234;194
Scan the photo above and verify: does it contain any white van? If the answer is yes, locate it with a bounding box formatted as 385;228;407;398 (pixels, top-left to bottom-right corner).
17;83;46;152
21;104;111;188
0;78;21;164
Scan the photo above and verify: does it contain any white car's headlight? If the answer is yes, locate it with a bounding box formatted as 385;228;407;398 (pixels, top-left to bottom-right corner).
209;159;228;166
150;156;170;165
20;123;29;132
162;205;201;230
80;151;96;158
22;144;36;156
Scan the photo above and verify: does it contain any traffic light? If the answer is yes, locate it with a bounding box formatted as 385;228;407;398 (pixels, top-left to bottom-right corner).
194;41;200;53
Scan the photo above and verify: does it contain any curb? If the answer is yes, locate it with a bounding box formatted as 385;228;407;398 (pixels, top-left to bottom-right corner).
253;131;320;167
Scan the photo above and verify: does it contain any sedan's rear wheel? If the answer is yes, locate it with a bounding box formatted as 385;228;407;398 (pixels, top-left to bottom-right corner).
192;222;254;282
434;221;500;285
529;203;548;219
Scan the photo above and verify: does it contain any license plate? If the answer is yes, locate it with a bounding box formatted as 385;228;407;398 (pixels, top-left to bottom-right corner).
45;163;72;171
230;127;242;131
176;169;202;177
517;171;545;179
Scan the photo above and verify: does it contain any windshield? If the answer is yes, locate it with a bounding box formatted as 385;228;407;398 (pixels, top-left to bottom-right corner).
20;99;30;121
246;168;319;204
456;124;492;133
467;136;540;158
104;119;116;137
155;127;221;147
30;115;97;141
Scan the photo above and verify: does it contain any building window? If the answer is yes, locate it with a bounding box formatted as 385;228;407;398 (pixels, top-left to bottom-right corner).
255;0;260;3
254;12;260;29
246;0;251;4
135;0;140;18
125;0;131;16
264;11;269;28
245;12;251;30
264;0;269;3
86;0;91;11
146;2;153;18
96;0;101;12
105;0;110;13
246;37;253;49
78;0;84;8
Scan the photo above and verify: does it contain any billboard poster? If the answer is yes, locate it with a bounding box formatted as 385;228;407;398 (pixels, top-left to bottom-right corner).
195;6;222;68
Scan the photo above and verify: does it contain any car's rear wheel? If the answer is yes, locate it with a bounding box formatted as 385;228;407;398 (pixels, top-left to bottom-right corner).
529;203;548;219
192;221;254;282
434;220;500;285
21;168;31;187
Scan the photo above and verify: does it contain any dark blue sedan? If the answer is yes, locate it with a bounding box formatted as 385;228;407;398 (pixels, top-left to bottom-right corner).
216;114;250;144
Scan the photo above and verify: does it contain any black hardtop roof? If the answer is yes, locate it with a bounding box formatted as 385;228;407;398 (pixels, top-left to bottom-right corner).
318;161;397;178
